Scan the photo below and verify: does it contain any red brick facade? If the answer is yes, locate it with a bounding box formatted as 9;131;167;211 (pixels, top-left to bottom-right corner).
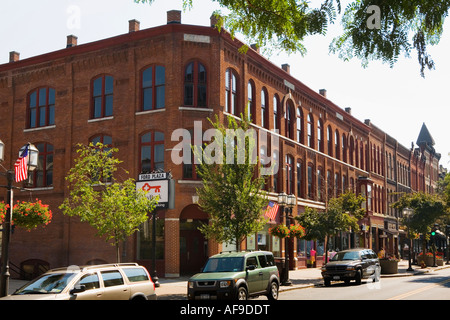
0;11;441;278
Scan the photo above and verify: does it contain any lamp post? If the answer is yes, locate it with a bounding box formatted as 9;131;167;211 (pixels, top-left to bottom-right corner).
403;208;414;272
0;141;38;297
277;192;296;286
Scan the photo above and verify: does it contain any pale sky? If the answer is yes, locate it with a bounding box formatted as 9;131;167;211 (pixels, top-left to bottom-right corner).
1;0;449;167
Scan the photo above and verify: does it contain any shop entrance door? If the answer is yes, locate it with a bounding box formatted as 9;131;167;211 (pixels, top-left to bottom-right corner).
180;219;208;275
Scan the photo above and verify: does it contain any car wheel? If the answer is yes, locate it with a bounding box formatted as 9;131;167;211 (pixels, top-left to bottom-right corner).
324;278;331;287
354;270;362;285
267;281;279;300
237;286;248;300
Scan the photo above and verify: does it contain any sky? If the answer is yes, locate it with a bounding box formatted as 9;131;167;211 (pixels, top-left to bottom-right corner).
1;0;449;167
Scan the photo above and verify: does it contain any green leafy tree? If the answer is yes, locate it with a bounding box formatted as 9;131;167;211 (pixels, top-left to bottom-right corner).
194;114;269;251
392;192;447;256
59;143;158;262
295;191;365;262
136;0;449;76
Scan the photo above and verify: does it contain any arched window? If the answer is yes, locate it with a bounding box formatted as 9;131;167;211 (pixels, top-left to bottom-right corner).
140;131;164;173
273;95;280;132
28;87;55;128
261;88;269;129
92;75;113;118
307;113;314;148
295;106;302;142
317;166;324;201
317;119;324;152
285;155;294;194
30;142;53;188
307;163;314;199
285;101;294;139
335;130;340;160
90;135;113;182
184;61;207;107
225;69;238;115
142;65;165;110
327;126;333;156
342;134;347;163
297;160;303;198
247;80;255;122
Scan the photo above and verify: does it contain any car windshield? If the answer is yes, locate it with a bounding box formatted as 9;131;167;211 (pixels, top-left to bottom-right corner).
331;251;360;261
14;272;78;295
202;257;244;272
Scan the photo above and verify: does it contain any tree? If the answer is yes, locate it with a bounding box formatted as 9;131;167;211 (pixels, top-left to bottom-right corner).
392;192;447;256
194;114;269;251
59;143;158;262
295;191;365;262
135;0;450;77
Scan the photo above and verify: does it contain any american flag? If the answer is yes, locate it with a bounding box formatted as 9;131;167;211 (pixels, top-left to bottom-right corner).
14;145;29;182
264;201;279;221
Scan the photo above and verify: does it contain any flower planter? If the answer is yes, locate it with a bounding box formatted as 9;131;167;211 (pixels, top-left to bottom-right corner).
380;260;398;274
424;256;434;267
437;258;444;266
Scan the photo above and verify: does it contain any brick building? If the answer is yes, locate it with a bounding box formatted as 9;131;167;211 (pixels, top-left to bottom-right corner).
0;10;441;278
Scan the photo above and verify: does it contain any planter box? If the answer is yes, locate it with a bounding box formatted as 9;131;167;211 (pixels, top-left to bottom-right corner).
424;256;434;266
437;258;444;266
380;260;398;274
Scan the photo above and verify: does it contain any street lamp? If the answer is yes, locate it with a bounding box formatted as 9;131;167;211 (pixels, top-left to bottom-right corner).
0;141;39;297
277;192;296;286
403;208;414;272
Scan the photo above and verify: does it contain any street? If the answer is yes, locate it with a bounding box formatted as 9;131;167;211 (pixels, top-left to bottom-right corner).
272;267;450;300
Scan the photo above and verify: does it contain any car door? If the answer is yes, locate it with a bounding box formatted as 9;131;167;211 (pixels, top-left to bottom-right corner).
100;270;131;300
245;256;264;294
70;272;104;300
360;250;372;277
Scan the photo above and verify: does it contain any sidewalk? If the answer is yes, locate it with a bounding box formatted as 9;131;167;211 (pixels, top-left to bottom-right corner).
155;259;450;299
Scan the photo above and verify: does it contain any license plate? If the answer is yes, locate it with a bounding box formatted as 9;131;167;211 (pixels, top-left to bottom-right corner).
200;294;210;299
333;276;340;280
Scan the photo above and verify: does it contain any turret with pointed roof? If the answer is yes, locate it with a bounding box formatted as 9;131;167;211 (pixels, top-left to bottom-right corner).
416;123;435;148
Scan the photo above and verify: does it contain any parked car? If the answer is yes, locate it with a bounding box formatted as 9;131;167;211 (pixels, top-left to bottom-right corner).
187;251;280;300
321;248;381;286
0;263;157;300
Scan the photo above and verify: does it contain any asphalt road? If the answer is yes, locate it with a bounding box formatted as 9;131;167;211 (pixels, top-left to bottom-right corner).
273;267;450;300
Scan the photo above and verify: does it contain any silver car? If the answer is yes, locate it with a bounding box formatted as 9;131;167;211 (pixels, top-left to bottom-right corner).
0;263;157;300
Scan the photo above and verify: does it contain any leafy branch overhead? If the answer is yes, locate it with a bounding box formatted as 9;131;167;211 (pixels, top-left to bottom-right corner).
135;0;450;76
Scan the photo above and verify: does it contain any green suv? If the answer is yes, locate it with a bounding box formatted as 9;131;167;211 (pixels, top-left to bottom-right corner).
187;251;280;300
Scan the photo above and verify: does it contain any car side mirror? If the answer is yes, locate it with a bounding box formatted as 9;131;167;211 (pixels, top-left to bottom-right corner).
246;265;256;271
70;284;86;295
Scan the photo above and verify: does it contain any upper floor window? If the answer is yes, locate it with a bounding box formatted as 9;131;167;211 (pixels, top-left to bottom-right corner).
225;69;238;115
285;101;294;139
140;131;164;173
307;113;314;148
142;66;165;111
327;126;333;156
184;61;207;107
90;135;113;182
28;87;55;128
247;80;255;122
92;75;113;119
30;142;53;188
261;88;268;129
296;106;302;143
335;130;340;160
273;95;280;132
317;119;324;152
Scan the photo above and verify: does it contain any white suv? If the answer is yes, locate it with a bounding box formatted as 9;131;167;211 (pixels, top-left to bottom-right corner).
1;263;157;300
